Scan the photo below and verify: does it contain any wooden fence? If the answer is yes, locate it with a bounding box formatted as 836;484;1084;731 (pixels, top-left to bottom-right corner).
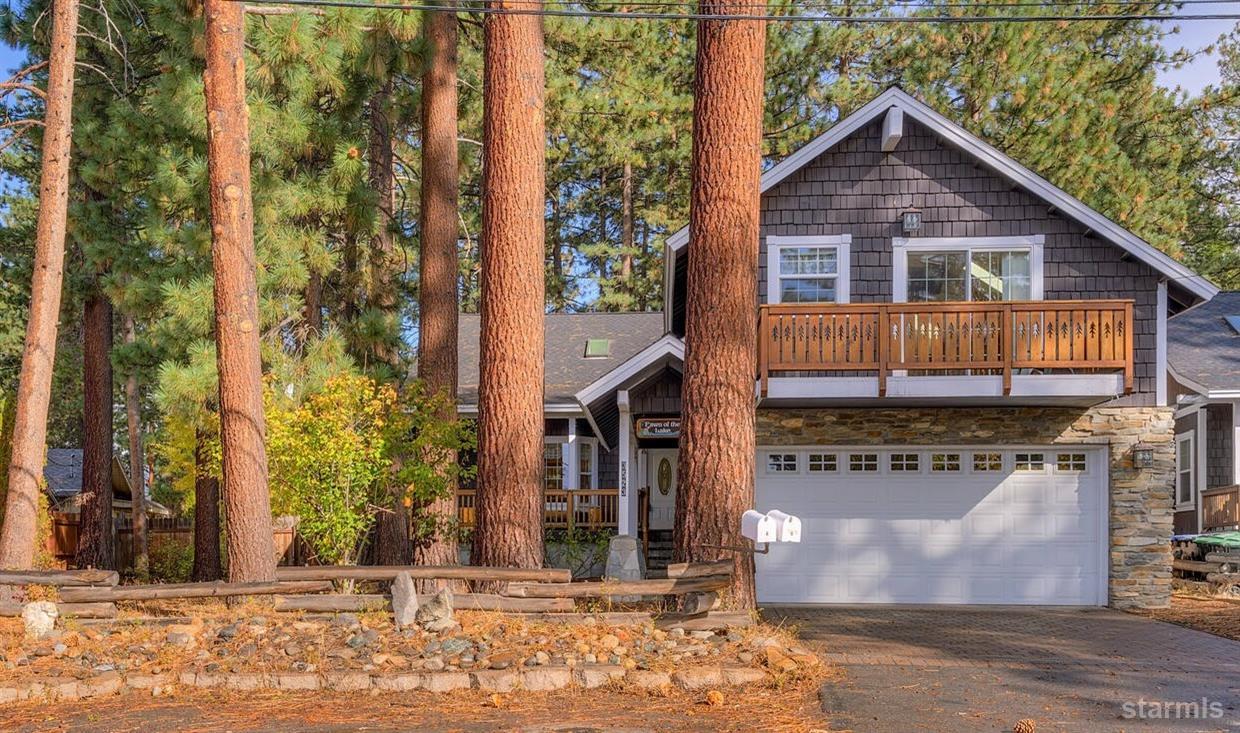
48;512;300;571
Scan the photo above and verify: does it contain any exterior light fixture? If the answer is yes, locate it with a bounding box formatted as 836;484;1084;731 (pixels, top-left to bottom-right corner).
901;208;922;233
1132;445;1154;469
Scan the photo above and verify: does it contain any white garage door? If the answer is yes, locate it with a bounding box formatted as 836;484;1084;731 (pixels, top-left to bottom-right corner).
754;447;1106;605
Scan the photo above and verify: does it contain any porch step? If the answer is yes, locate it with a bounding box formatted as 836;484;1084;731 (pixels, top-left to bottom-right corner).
645;541;674;573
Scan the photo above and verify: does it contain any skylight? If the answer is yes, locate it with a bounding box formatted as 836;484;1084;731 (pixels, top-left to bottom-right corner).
1226;315;1240;335
584;338;611;359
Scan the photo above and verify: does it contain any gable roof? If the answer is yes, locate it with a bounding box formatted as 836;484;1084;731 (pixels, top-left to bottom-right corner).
457;311;666;407
665;87;1217;301
1168;291;1240;396
43;449;134;501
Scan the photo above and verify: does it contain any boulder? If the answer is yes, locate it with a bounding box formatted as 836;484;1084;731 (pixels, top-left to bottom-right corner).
415;588;458;633
22;601;58;639
391;572;419;629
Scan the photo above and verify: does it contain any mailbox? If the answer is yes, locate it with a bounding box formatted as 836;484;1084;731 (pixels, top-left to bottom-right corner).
741;509;777;543
765;509;802;543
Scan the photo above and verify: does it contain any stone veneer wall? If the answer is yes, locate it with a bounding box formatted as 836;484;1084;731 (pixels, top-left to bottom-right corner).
755;406;1175;609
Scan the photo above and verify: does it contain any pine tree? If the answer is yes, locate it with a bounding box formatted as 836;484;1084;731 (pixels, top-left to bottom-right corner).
202;0;276;583
74;281;114;570
415;3;461;570
473;0;546;572
0;0;80;570
673;0;767;610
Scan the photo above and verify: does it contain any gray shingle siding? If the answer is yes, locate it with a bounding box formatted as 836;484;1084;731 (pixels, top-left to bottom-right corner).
630;369;682;415
756;118;1162;402
1206;403;1234;490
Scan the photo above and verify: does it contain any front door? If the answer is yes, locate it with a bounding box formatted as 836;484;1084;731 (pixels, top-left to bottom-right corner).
647;449;677;530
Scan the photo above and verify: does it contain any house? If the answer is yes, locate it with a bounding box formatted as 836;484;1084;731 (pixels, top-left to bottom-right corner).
43;448;170;518
459;87;1220;610
1168;292;1240;535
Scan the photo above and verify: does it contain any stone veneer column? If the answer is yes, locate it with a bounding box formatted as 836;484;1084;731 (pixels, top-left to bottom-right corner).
754;406;1175;609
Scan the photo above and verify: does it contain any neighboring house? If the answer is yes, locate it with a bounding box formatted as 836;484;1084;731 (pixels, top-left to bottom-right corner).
43;448;170;518
459;87;1219;610
1168;292;1240;535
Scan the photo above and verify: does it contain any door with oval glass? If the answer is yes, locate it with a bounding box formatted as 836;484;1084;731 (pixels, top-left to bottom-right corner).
646;449;678;530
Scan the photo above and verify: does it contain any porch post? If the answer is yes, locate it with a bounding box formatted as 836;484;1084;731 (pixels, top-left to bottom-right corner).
1197;407;1208;534
617;390;634;536
565;418;579;491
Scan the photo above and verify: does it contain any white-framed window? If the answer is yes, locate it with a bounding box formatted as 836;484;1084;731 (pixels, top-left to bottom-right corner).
971;452;1003;472
808;453;838;472
892;236;1044;303
543;440;566;492
1176;433;1194;507
1055;452;1087;473
577;438;598;489
766;452;799;473
766;235;851;304
931;452;962;472
889;453;920;472
848;452;879;472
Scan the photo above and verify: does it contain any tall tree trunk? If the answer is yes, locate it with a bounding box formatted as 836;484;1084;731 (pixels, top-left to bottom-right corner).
123;315;148;578
203;0;276;583
0;0;80;570
672;0;766;610
620;160;634;281
191;429;222;582
367;79;401;372
414;2;460;570
302;269;322;345
75;285;114;571
473;0;546;572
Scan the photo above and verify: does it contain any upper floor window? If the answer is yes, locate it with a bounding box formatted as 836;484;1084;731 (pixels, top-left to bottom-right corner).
766;235;851;304
893;236;1043;303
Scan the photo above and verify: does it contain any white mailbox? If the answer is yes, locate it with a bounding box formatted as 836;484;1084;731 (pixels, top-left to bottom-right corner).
765;509;802;543
741;509;777;543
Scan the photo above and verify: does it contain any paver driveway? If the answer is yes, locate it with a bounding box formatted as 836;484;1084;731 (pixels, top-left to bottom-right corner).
766;605;1240;733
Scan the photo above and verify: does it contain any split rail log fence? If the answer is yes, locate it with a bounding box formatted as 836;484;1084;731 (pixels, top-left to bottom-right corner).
0;562;739;619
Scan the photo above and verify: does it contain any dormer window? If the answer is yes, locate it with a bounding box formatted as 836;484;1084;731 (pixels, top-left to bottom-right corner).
583;338;611;359
766;235;851;304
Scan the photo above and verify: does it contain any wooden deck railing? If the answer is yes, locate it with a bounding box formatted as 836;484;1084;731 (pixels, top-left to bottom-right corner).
758;300;1134;396
1202;486;1240;532
456;489;621;532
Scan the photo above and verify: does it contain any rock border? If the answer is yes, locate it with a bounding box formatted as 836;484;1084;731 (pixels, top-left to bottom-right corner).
0;664;770;702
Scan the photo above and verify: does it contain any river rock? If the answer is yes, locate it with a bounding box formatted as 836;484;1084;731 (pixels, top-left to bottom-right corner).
22;602;58;640
391;572;419;629
415;588;457;633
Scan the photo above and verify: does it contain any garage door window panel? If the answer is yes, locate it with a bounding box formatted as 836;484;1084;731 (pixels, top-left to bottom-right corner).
890;453;921;472
848;453;879;472
808;453;838;472
766;452;799;474
1015;453;1046;472
932;453;962;472
972;452;1003;472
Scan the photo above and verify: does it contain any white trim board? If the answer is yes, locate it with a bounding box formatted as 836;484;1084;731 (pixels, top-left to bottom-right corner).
665;87;1217;301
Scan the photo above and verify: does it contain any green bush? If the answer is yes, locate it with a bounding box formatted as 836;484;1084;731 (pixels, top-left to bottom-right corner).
149;535;194;583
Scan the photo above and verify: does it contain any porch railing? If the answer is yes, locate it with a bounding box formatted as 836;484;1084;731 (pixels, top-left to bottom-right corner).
758;299;1134;396
1202;485;1240;532
456;488;621;532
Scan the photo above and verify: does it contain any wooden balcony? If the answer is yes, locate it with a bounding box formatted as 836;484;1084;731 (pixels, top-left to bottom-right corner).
1202;485;1240;532
456;489;621;532
758;300;1134;397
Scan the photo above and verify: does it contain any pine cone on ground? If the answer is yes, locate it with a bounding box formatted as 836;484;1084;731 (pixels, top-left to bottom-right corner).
1013;719;1037;733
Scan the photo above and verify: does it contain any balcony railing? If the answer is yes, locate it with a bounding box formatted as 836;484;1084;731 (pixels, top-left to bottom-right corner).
758;300;1134;396
456;488;621;531
1202;485;1240;532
